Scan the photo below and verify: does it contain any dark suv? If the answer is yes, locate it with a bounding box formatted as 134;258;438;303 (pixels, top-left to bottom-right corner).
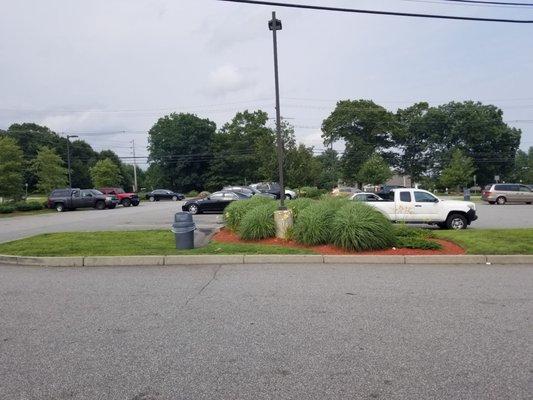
47;188;118;212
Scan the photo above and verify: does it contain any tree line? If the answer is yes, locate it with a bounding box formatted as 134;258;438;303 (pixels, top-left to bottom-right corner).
0;99;531;200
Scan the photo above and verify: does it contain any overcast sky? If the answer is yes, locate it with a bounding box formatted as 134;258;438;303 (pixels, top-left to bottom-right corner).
1;0;532;166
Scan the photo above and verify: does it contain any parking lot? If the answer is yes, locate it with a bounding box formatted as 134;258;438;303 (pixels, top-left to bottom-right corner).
0;201;532;244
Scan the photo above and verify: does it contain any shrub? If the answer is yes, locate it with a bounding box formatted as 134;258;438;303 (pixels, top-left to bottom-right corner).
330;202;396;251
298;186;323;199
239;202;278;240
393;225;434;239
286;198;314;221
0;205;15;214
14;201;44;212
186;190;199;198
396;237;442;250
293;201;336;245
224;196;273;232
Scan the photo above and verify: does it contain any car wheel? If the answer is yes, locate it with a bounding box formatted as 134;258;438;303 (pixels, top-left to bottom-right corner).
122;198;131;207
446;213;467;230
496;196;506;205
95;201;105;210
149;196;155;202
526;202;532;205
55;203;65;212
172;196;178;201
188;204;199;214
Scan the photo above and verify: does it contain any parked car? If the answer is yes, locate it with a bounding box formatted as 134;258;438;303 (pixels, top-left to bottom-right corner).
99;187;140;207
47;188;118;212
367;188;477;229
331;187;361;197
145;189;185;202
350;192;384;202
182;190;249;214
375;185;406;200
223;185;277;199
249;182;297;200
482;183;533;205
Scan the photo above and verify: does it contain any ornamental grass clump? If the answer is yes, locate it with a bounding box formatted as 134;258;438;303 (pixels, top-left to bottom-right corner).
331;202;396;251
238;202;278;240
224;196;273;233
293;201;336;245
393;225;441;250
287;198;314;222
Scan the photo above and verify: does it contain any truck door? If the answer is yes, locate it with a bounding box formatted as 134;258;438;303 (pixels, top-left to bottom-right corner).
396;191;415;221
413;191;440;221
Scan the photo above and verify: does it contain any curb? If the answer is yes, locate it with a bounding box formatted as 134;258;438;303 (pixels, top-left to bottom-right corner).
1;254;533;267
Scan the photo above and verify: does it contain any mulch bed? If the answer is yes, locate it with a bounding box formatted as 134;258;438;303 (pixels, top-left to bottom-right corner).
212;229;465;255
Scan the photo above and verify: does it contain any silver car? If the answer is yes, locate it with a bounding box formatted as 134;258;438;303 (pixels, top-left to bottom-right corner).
482;183;533;205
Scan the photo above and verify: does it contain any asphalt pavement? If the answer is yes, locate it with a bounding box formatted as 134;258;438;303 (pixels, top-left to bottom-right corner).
0;262;531;400
0;201;532;244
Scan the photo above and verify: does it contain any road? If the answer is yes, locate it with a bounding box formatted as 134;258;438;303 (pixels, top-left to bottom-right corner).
0;263;531;400
0;201;532;243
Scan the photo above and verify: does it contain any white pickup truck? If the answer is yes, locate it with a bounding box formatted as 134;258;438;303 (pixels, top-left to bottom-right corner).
366;188;478;229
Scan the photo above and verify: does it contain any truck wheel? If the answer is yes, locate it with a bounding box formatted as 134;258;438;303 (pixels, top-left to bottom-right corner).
55;203;65;212
285;194;292;200
496;196;506;205
95;201;105;210
122;198;131;207
446;213;467;230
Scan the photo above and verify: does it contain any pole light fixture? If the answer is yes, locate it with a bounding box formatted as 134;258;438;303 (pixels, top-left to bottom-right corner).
66;135;78;188
268;11;286;210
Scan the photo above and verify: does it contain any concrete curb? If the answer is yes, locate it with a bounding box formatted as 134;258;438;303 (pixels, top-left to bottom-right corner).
1;254;532;267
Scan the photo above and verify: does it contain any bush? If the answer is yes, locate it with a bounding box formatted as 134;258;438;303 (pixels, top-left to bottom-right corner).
14;201;44;212
239;202;278;240
286;198;314;221
298;186;324;199
0;205;15;214
293;201;336;245
330;202;396;251
224;196;273;232
393;225;434;239
186;190;199;198
396;237;442;250
198;191;211;198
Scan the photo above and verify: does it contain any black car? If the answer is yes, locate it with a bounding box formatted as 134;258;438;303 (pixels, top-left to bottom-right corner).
223;186;277;199
146;189;185;202
182;190;249;214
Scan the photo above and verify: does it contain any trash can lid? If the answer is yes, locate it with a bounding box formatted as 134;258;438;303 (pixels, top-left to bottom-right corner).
174;212;193;223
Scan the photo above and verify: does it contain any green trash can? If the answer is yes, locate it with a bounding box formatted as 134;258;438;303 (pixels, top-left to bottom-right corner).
171;212;195;249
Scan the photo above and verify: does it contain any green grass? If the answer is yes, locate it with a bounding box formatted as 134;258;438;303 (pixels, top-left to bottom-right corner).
434;228;533;254
0;230;313;256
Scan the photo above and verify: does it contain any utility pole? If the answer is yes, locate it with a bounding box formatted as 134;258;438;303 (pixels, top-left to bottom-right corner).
131;139;138;192
269;11;286;210
66;134;78;188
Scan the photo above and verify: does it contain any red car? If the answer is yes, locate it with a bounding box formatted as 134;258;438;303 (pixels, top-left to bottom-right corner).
99;187;140;207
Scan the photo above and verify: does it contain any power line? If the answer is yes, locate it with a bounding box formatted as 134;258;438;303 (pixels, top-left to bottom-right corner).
396;0;533;8
216;0;533;23
438;0;533;6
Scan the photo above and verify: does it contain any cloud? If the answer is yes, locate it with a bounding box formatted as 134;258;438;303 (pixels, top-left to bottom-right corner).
207;64;254;96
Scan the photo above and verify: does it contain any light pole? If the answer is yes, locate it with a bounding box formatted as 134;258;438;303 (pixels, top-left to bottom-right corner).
269;11;286;210
66;135;78;188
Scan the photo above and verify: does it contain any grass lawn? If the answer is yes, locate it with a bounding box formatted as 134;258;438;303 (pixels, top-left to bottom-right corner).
434;228;533;255
0;230;313;256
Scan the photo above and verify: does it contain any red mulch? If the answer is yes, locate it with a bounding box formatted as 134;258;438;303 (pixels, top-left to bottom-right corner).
212;229;465;255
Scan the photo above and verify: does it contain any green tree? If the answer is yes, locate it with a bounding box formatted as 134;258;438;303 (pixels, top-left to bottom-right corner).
316;148;341;190
148;113;216;192
439;149;475;190
0;137;24;200
32;146;67;193
285;144;321;188
144;163;169;190
322;100;396;183
511;147;533;184
90;158;122;187
357;153;393;185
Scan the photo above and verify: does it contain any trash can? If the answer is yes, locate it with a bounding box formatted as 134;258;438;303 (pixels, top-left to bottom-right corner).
463;188;471;201
171;212;195;249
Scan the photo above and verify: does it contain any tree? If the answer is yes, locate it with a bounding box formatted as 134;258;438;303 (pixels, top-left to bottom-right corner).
0;137;24;200
32;146;67;193
511;147;533;184
316;148;341;190
90;158;122;187
322;100;396;183
357;153;393;186
439;149;475;190
285;144;321;188
148;113;216;192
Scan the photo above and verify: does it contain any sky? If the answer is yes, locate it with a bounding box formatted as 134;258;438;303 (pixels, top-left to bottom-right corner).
1;0;532;167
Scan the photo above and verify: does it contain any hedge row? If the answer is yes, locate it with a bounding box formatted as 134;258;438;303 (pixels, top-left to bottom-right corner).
0;201;44;214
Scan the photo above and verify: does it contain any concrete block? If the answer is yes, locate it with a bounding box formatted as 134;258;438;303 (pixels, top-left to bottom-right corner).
16;257;84;267
243;255;324;264
83;256;165;267
0;254;19;265
486;255;533;265
324;255;405;264
165;255;244;265
405;255;486;264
